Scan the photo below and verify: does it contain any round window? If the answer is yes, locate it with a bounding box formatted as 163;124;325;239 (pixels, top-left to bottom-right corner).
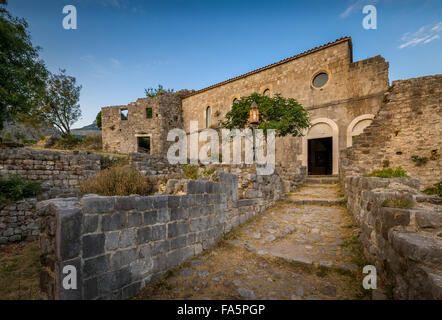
312;72;329;88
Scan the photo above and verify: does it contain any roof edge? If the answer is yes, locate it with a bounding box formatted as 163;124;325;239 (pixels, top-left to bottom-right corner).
182;36;353;99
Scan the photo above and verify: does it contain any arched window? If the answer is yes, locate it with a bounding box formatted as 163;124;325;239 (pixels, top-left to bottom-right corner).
263;89;271;97
206;106;211;128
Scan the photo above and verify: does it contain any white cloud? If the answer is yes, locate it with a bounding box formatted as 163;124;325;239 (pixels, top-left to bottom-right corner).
399;21;442;49
340;0;378;19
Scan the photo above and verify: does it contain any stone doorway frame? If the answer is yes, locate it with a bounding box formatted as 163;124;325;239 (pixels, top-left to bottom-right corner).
298;118;339;175
135;133;152;154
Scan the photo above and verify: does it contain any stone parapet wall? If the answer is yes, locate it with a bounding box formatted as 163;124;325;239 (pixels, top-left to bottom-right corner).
340;75;442;189
344;176;442;299
38;172;278;300
0;148;101;188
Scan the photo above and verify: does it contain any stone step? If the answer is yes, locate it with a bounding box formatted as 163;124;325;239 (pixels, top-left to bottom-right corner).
287;198;345;205
306;176;339;184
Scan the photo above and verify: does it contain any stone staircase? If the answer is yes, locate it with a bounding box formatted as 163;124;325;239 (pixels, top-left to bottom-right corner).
288;176;344;205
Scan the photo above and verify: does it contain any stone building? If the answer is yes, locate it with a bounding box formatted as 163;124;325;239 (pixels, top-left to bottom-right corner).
102;37;390;175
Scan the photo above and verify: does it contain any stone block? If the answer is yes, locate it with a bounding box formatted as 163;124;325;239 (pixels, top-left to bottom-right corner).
111;248;137;269
143;211;157;225
57;207;82;261
127;212;142;227
83;233;105;258
81;196;114;214
151;225;166;241
83;214;99;234
119;229;136;248
137;226;151;244
83;254;110;279
152;240;169;255
105;231;119;251
102;213;126;231
58;257;82;300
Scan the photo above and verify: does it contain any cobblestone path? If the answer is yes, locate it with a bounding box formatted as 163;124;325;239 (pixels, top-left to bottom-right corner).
135;177;369;300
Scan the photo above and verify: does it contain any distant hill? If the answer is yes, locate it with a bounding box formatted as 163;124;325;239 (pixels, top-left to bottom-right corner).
71;121;101;137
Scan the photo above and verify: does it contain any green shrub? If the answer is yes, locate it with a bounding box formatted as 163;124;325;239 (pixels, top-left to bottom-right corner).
365;167;410;178
0;175;42;203
79;135;102;151
79;167;150;196
411;155;428;166
382;196;415;209
423;181;442;197
182;164;199;180
54;134;82;150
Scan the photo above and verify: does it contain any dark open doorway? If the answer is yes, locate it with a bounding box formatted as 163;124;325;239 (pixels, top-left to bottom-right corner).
137;136;151;154
308;137;332;175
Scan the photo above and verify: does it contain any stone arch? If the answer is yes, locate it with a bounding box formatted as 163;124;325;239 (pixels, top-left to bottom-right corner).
298;118;339;175
347;114;375;147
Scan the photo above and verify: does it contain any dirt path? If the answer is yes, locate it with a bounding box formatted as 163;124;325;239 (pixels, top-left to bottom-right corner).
135;177;369;300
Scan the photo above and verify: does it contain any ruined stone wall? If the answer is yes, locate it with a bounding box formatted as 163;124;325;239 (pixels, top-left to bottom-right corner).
340;75;442;189
344;176;441;299
38;172;280;300
101;92;184;156
181;38;389;169
0;148;101;188
0;198;39;244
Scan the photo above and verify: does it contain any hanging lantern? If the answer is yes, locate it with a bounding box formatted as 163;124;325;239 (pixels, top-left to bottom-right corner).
249;101;259;124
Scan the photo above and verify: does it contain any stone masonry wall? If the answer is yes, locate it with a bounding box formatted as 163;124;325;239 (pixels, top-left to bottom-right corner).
340;75;442;189
0;148;101;188
182;38;389;169
101;92;185;156
344;176;442;299
0;198;39;244
38;172;278;300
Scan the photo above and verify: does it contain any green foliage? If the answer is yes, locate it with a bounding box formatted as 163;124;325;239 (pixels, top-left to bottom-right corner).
364;167;410;178
0;0;49;130
80;167;150;196
423;181;442;197
0;175;42;203
96;111;102;129
182;164;199;180
54;133;82;150
382;196;415;209
411;155;428;166
219;93;310;137
39;69;82;135
145;84;174;98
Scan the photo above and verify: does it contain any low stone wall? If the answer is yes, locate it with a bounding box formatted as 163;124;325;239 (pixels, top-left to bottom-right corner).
344;176;442;299
0;186;81;245
38;172;275;300
0;198;39;244
0;148;101;188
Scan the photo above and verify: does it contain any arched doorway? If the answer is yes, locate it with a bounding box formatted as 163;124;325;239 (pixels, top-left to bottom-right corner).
298;118;339;175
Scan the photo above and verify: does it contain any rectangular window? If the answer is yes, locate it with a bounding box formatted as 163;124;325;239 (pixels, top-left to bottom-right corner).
120;109;128;120
146;108;153;119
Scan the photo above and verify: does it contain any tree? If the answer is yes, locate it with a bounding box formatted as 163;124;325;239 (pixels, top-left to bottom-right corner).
96;111;102;129
39;70;82;135
0;0;48;130
145;84;174;98
219;93;310;137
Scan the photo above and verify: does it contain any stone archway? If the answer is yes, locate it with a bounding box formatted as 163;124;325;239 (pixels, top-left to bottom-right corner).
346;114;375;147
298;118;339;175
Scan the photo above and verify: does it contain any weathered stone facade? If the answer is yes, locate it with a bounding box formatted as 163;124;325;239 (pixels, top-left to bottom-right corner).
340;75;442;189
38;172;282;300
344;176;442;299
101;92;184;156
101;37;390;176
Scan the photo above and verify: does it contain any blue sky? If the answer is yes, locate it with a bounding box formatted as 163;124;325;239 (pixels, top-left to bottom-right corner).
7;0;442;128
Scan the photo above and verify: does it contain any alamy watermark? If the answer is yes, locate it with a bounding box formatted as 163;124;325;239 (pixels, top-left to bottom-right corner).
62;5;77;30
362;5;377;30
166;121;276;175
